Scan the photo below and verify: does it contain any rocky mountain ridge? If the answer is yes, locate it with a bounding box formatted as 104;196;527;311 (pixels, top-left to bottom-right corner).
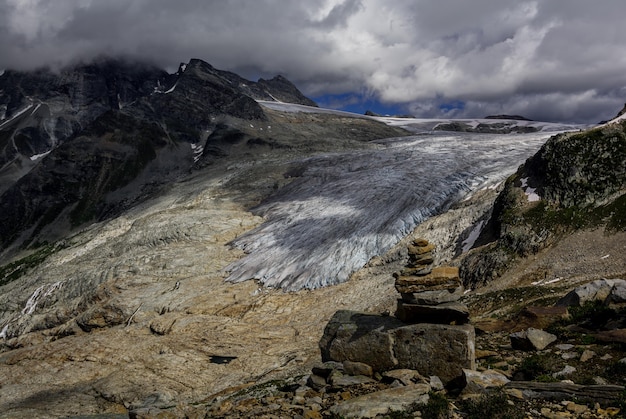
0;58;324;257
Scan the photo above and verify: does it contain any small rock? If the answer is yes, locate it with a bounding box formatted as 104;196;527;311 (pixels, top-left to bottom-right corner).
311;361;343;377
475;349;499;359
552;365;576;378
516;306;570;330
555;344;575;351
413;238;430;247
382;369;422;386
566;402;588;414
408;242;436;255
306;374;327;391
593;376;608;385
343;360;373;377
429;376;444;391
561;352;578;360
510;328;557;351
460;369;510;397
580;350;595;362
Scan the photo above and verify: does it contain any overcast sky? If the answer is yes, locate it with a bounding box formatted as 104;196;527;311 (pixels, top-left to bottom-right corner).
1;0;625;123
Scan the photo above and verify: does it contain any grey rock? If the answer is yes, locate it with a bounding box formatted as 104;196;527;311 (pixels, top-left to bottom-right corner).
311;361;343;377
343;360;373;377
329;384;430;418
320;310;475;383
430;375;445;391
552;365;576;378
391;323;475;384
556;279;626;307
510;328;557;351
306;374;327;391
460;369;510;397
400;286;464;305
381;369;424;386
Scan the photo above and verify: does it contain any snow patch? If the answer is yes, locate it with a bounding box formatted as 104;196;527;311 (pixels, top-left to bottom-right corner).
520;177;540;202
22;281;63;315
462;220;485;253
30;150;51;161
0;103;34;129
164;83;177;94
190;142;204;163
180;63;187;72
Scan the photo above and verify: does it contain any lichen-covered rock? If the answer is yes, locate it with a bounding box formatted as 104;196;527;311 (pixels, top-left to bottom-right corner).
320;310;475;384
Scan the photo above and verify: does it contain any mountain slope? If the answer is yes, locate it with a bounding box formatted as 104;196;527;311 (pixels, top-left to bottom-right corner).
0;58;327;256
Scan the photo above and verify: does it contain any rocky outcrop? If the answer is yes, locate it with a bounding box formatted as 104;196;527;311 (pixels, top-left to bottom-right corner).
461;120;626;289
319;311;475;384
0;57;322;254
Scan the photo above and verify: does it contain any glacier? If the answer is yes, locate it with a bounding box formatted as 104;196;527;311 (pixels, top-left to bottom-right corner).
226;130;558;291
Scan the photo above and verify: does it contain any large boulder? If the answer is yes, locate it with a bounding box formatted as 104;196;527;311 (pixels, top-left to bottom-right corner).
556;279;626;307
320;310;475;384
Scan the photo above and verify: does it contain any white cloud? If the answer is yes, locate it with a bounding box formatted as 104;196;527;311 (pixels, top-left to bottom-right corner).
0;0;624;123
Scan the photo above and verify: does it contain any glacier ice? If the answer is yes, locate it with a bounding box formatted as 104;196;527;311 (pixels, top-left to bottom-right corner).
226;132;556;291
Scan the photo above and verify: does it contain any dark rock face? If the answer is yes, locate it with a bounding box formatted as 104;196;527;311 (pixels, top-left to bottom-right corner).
0;57;316;253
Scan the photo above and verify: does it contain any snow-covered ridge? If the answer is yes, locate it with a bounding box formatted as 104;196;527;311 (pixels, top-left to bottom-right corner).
257;101;591;133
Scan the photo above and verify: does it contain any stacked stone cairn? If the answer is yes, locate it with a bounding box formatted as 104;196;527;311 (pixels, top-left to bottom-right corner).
393;238;469;325
318;237;475;388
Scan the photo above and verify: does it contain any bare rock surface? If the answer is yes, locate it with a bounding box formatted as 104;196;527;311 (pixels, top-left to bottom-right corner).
328;384;430;419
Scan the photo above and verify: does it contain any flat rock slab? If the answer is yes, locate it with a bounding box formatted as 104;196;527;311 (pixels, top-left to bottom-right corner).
320;311;475;384
510;327;557;351
395;266;461;293
396;300;469;324
329;384;430;418
400;286;464;305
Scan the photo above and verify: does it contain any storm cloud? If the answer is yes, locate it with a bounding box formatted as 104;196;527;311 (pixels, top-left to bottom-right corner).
1;0;625;123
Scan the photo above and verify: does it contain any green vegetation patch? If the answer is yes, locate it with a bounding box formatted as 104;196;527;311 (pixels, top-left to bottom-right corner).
0;242;64;287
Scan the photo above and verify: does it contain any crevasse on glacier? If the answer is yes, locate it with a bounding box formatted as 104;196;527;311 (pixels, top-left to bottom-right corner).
226;132;551;291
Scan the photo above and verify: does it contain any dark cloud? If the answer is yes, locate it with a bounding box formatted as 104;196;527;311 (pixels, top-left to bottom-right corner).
1;0;624;123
